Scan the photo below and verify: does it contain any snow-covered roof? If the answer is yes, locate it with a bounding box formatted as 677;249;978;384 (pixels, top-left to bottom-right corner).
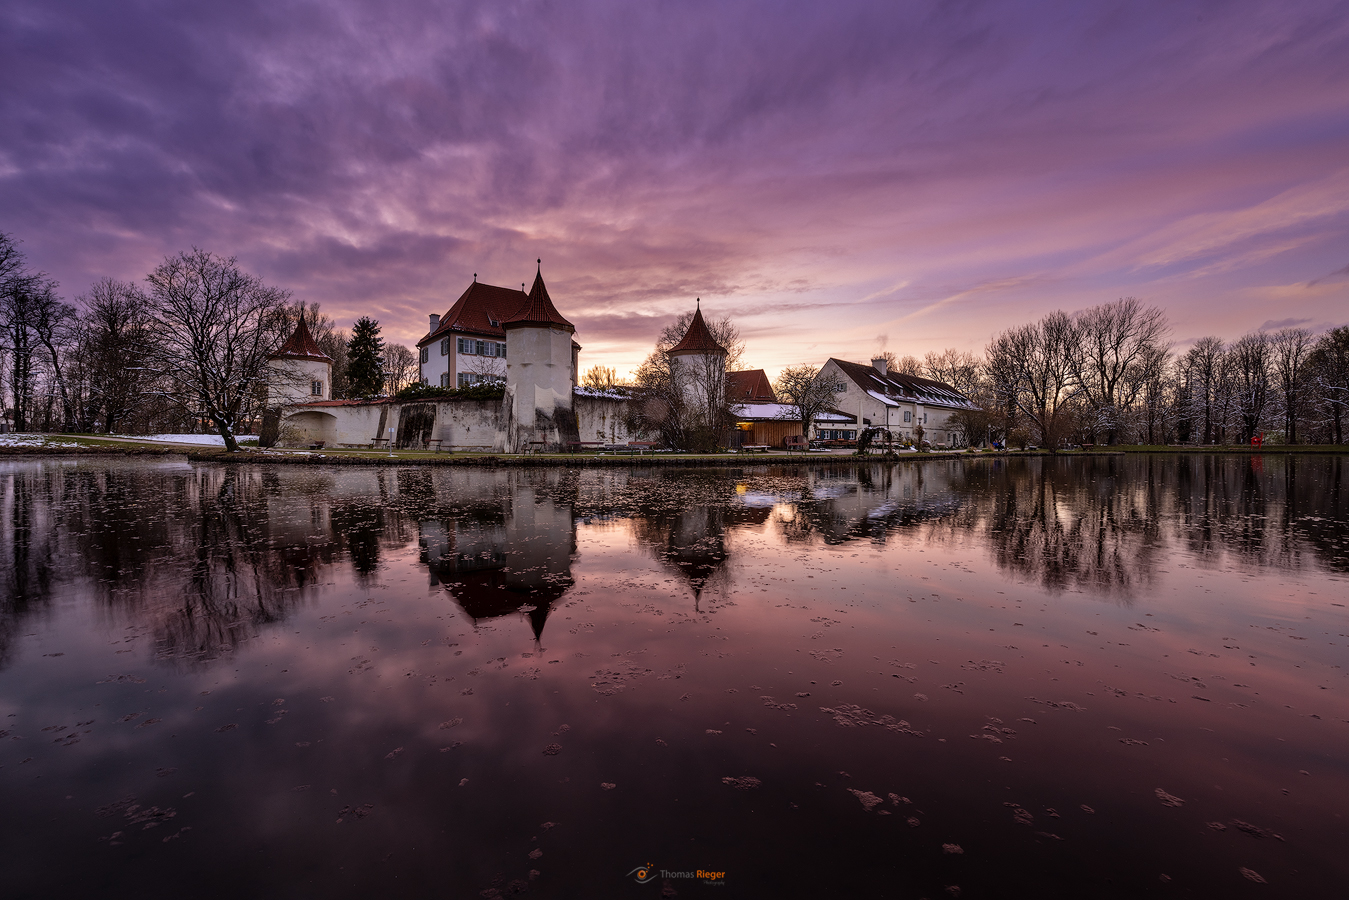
573;386;630;400
731;403;853;422
866;390;900;407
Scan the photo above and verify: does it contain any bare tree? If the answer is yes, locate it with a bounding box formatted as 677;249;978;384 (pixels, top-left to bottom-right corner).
1229;332;1271;443
1070;297;1170;444
629;348;691;449
1181;337;1225;444
1269;327;1315;444
144;249;291;451
581;365;622;391
1309;326;1349;444
383;343;418;394
987;311;1081;450
73;278;156;432
774;365;844;443
923;349;982;396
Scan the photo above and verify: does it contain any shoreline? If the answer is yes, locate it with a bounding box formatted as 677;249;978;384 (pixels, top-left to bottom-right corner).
1;442;1345;467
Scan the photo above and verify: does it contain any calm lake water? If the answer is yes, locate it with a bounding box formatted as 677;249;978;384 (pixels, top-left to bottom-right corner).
1;455;1346;898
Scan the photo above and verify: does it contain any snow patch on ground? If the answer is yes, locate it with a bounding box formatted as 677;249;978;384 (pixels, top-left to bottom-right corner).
115;434;258;446
0;434;81;448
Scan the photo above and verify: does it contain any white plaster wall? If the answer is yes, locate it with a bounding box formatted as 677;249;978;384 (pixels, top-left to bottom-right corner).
269;357;333;405
278;394;647;452
419;340;451;386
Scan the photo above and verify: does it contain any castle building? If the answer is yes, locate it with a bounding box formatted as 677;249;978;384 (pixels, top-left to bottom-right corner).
415;278;522;388
667;301;727;428
267;318;333;404
501;264;580;452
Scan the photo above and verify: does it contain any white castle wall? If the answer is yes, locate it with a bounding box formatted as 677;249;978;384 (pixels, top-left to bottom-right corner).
268;357;332;405
277;394;647;451
502;325;577;452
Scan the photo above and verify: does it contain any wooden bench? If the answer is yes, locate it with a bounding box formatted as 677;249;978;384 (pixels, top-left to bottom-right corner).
370;437;390;449
424;438;443;452
740;444;770;453
308;441;325;450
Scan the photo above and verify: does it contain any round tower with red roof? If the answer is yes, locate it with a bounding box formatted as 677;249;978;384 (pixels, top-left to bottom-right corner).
268;317;333;405
667;300;727;427
500;261;579;452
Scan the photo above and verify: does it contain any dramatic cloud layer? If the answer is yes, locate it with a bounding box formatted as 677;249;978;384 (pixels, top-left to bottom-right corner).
3;0;1347;377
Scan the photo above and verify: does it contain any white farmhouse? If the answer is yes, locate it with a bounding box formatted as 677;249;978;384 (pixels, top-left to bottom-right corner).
817;357;977;446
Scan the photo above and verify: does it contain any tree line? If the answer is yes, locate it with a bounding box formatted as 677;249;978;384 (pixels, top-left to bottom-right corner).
956;297;1347;447
588;296;1347;450
0;234;419;445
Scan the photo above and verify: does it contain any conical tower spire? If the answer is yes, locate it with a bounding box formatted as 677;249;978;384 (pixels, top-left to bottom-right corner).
667;302;725;356
503;261;574;331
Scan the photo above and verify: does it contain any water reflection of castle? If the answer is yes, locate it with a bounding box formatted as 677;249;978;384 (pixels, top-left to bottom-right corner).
419;475;577;640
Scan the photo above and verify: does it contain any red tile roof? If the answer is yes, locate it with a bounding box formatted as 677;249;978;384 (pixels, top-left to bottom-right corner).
726;369;777;402
419;280;528;347
271;318;331;361
668;304;725;355
503;266;574;331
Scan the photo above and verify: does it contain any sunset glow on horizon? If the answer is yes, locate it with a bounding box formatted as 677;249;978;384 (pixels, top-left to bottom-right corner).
3;0;1347;379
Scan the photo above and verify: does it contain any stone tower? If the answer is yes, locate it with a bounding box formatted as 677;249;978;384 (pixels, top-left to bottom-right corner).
500;262;579;452
667;300;727;428
268;318;333;405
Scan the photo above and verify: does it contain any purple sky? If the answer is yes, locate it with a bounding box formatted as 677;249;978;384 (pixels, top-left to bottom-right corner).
3;0;1348;379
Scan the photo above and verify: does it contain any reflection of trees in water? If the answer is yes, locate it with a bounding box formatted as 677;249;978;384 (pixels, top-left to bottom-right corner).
418;469;579;640
944;456;1165;598
0;462;424;671
767;455;1349;596
0;466;59;668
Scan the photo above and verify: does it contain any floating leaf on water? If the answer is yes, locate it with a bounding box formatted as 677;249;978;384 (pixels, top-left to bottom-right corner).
722;776;761;790
1154;788;1184;808
1239;867;1267;883
600;782;616;790
543;744;562;756
943;843;964;854
847;789;884;811
1232;819;1284;841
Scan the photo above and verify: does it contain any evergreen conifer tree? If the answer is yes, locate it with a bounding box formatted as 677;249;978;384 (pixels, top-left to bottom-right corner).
345;317;385;398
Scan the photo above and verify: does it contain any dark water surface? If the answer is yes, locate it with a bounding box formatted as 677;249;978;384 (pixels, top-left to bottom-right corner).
1;455;1346;898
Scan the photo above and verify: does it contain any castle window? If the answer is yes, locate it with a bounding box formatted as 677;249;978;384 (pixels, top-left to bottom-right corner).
903;411;912;423
311;380;323;397
419;346;428;363
458;372;506;387
834;382;847;392
440;338;450;356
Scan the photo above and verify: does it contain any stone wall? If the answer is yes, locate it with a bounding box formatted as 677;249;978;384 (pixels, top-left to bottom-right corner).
278;394;649;451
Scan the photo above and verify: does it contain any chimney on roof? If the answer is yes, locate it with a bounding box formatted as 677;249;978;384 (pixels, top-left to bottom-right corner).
871;357;888;376
429;313;440;333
